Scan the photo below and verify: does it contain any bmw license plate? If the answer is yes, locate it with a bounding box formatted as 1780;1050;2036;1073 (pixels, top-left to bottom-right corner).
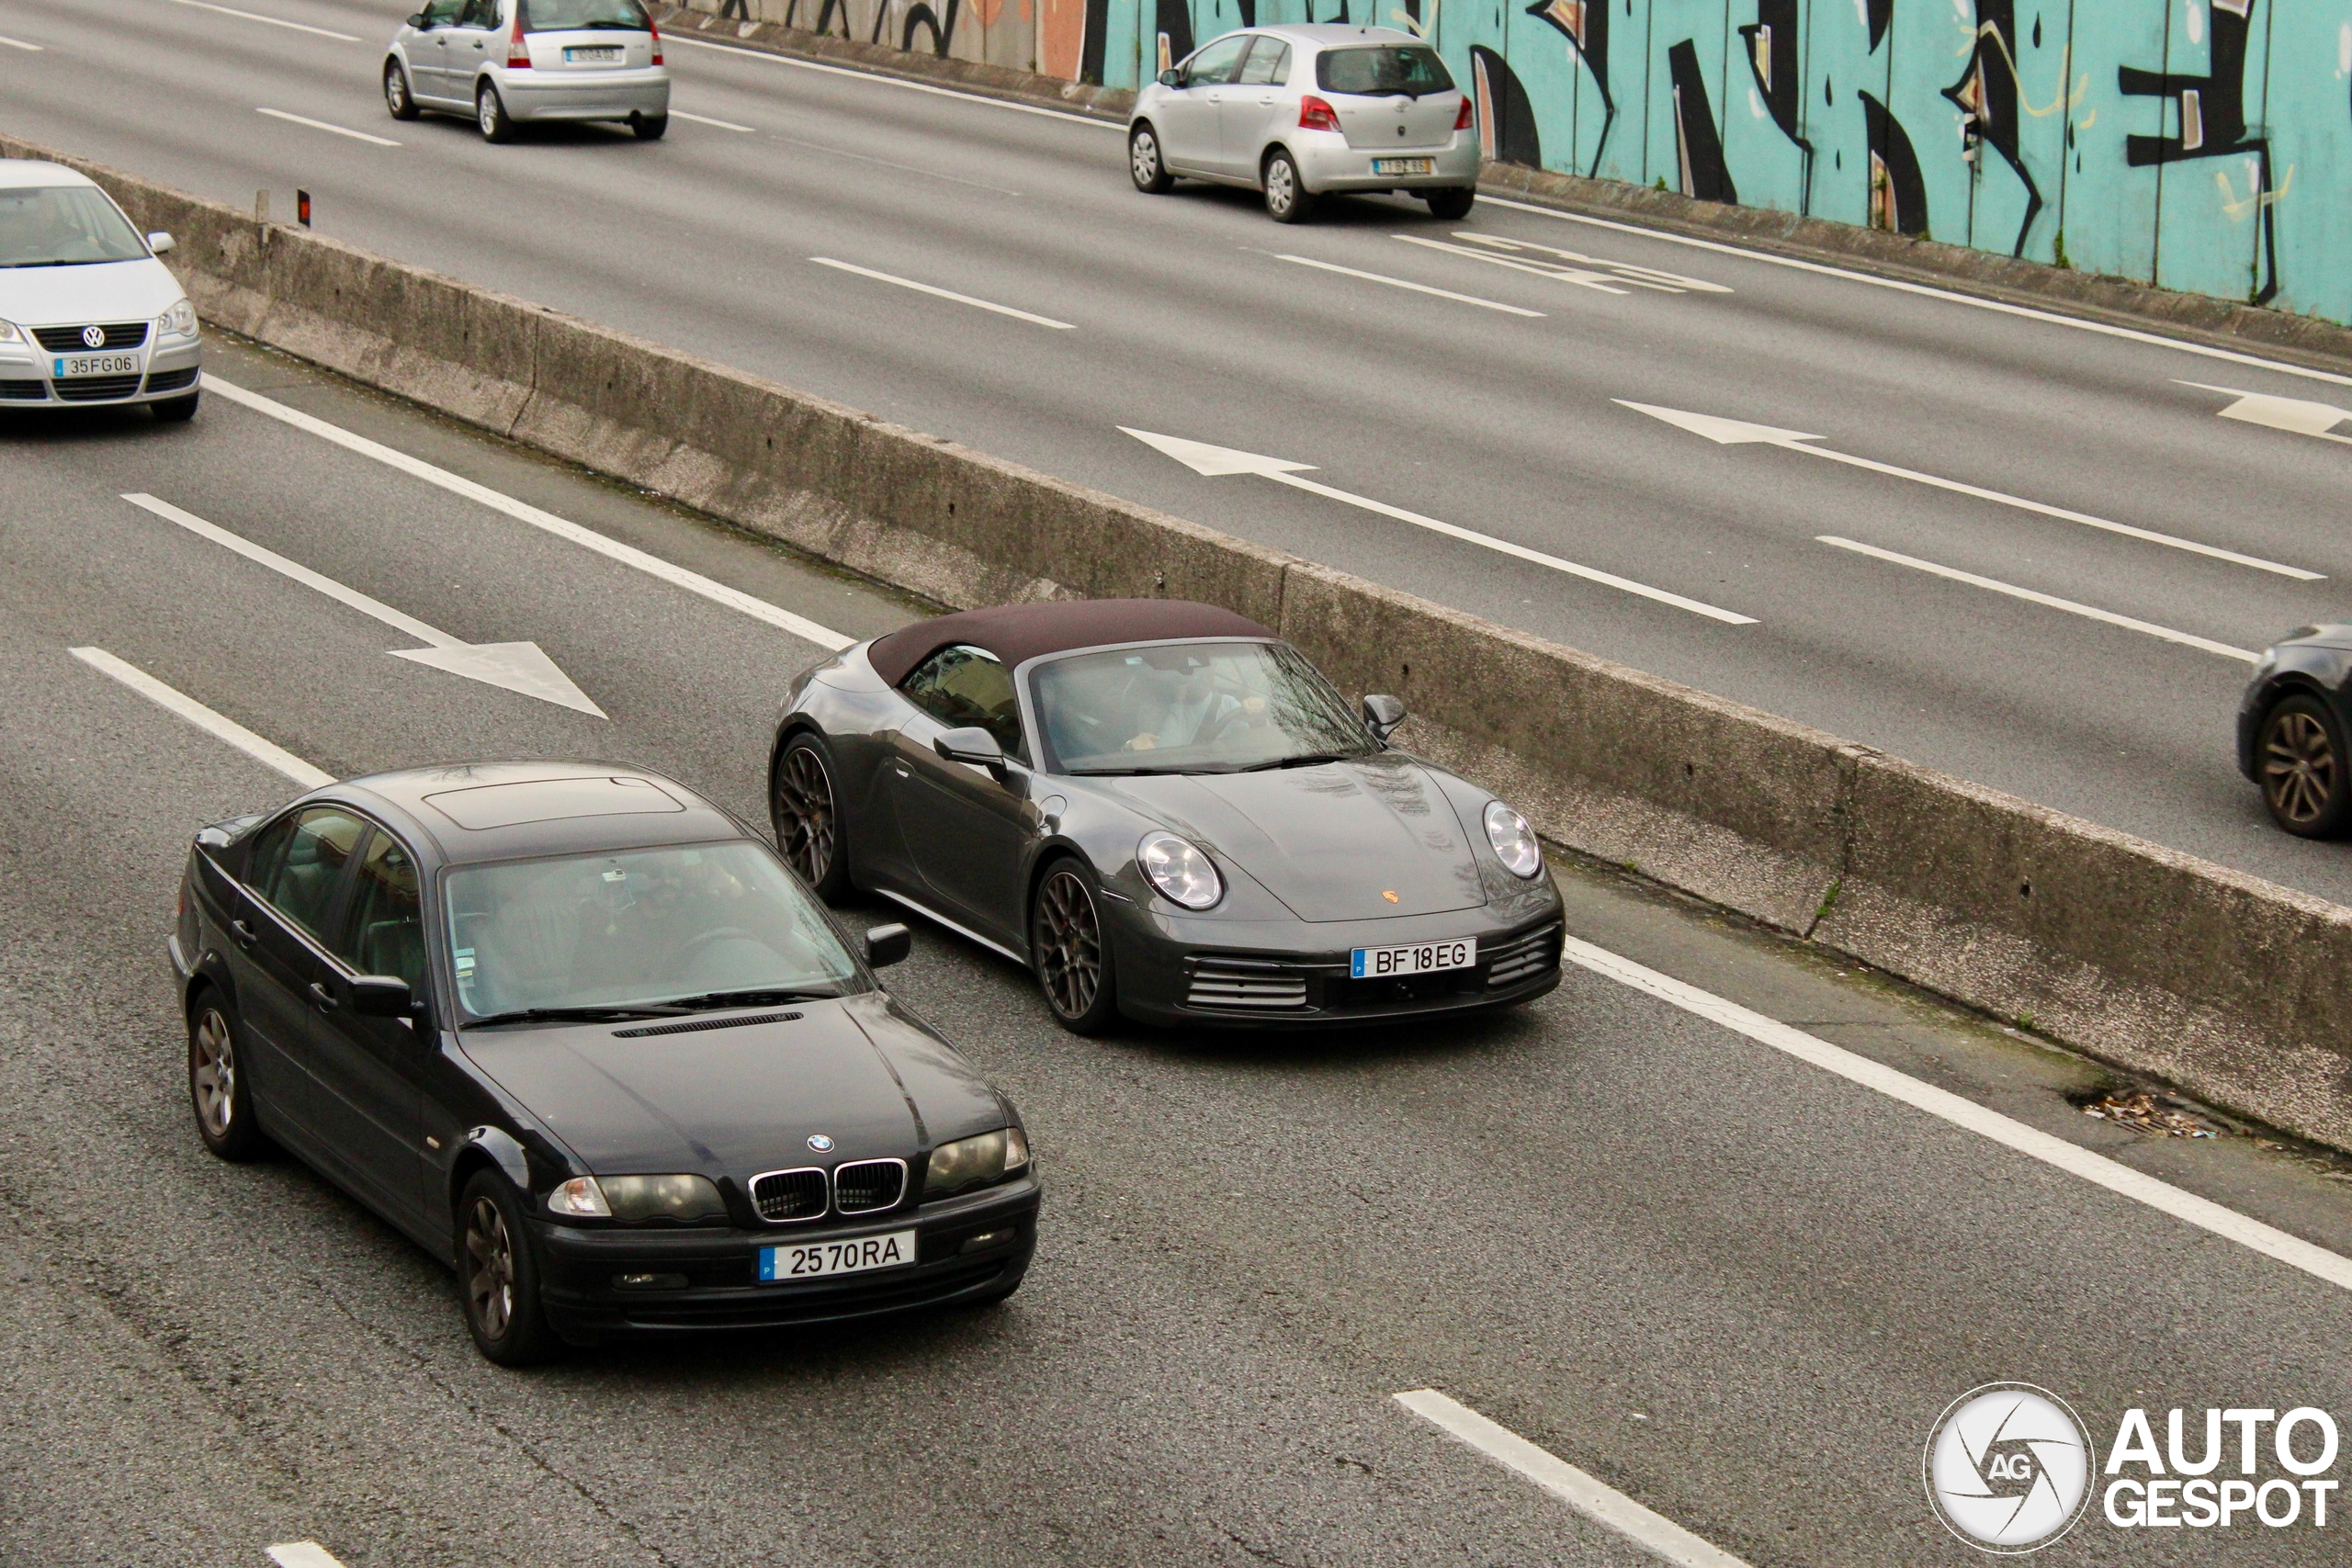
565;44;624;62
759;1228;917;1282
54;353;141;378
1351;938;1475;978
1374;157;1435;175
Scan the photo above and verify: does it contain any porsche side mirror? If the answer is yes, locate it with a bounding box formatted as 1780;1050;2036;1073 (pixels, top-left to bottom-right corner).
934;726;1008;775
348;976;413;1019
1362;694;1407;741
1158;68;1184;87
865;922;911;969
147;231;175;254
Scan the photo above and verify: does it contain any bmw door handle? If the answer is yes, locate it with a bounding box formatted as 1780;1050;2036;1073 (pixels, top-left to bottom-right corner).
308;981;339;1012
230;919;257;949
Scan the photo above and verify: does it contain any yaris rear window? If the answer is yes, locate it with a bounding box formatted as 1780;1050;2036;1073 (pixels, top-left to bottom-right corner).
0;186;148;268
521;0;650;32
1316;45;1453;96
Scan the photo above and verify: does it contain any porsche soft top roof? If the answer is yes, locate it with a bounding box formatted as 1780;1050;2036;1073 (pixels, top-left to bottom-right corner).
867;599;1274;686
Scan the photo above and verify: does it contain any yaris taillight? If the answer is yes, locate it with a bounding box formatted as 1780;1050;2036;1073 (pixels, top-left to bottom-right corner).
1455;92;1474;130
1299;95;1340;132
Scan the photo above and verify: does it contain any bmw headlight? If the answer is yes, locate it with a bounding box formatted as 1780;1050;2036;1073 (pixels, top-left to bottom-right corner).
1482;800;1544;879
1138;831;1223;909
548;1173;727;1223
925;1126;1030;1197
157;299;198;341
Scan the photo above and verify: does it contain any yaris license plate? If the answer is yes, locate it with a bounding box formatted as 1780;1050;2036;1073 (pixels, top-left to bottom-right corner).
760;1227;917;1282
1351;938;1475;978
1374;157;1435;175
54;353;141;378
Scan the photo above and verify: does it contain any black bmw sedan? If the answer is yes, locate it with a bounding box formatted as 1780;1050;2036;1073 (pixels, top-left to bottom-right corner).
767;599;1565;1032
170;762;1037;1364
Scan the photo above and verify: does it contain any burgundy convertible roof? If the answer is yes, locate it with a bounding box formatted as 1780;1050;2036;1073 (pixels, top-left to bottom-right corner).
866;599;1274;685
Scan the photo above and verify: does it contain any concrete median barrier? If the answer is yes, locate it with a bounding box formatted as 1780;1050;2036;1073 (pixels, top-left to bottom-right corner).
15;132;2351;1152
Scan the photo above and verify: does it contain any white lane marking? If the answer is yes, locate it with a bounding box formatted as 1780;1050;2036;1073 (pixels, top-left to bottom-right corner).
1393;233;1634;294
0;34;45;51
266;1545;351;1568
671;108;756;131
1622;400;2324;581
1396;1392;1753;1568
1478;193;2352;390
809;257;1074;329
200;376;853;652
1272;253;1544;317
666;32;1121;128
2180;380;2352;445
69;648;332;789
1453;231;1734;293
161;0;359;41
1122;427;1756;625
120;493;606;716
1817;535;2262;661
1558;933;2352;1292
256;107;399;147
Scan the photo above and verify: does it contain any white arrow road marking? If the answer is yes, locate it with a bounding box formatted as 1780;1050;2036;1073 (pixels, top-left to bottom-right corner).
1818;535;2262;661
200;376;853;651
1396;1392;1755;1568
266;1544;351;1568
1392;234;1633;294
1121;427;1757;625
255;107;399;146
163;0;360;40
121;493;607;716
1620;400;2324;580
809;258;1074;328
69;649;332;788
1269;254;1544;316
2179;380;2352;444
1449;232;1735;293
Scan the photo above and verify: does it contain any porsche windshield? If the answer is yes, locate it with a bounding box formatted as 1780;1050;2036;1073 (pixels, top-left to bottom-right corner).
444;841;858;1020
1032;640;1377;774
0;186;148;268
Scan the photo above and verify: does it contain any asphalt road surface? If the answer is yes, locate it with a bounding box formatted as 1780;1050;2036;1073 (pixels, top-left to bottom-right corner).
8;0;2352;913
3;340;2351;1567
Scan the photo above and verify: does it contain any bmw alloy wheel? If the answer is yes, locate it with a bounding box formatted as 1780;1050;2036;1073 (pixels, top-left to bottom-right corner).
1034;867;1105;1023
2260;695;2348;835
191;1008;236;1139
464;1195;516;1341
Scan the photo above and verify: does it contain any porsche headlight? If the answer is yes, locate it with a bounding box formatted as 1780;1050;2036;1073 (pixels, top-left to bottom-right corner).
1138;831;1223;909
925;1127;1029;1197
548;1173;727;1223
1483;800;1544;879
157;299;198;341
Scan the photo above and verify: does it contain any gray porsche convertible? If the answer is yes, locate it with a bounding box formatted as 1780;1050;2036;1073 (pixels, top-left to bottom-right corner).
768;600;1564;1032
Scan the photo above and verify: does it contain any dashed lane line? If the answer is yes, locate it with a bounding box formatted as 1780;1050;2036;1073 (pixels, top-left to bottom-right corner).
255;107;399;147
159;0;359;41
672;108;756;132
809;258;1074;329
199;376;853;652
68;649;331;789
664;32;1119;128
1271;253;1544;317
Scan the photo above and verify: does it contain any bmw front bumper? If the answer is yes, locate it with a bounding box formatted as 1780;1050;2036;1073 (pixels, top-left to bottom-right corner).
1292;130;1479;194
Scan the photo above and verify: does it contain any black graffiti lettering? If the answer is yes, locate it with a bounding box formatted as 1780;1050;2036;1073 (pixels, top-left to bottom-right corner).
2118;0;2276;301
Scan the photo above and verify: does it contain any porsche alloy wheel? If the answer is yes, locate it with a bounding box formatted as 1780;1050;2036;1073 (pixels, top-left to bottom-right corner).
773;737;849;901
459;1172;558;1365
1033;863;1117;1033
2259;695;2352;837
188;996;262;1161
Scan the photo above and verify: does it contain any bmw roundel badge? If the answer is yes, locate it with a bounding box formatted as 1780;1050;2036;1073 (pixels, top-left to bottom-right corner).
807;1134;835;1153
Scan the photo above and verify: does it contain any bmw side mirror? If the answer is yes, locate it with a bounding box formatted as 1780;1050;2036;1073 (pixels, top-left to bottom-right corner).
865;922;911;969
1159;68;1184;87
1362;694;1407;741
347;976;413;1019
934;726;1009;777
146;231;175;254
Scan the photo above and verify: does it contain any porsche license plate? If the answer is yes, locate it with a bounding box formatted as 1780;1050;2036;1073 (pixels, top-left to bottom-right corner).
760;1228;917;1282
54;353;141;378
1374;157;1434;175
565;44;624;62
1351;938;1475;978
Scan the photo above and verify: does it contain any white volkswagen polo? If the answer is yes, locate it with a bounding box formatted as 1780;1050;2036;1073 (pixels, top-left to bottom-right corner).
0;161;200;421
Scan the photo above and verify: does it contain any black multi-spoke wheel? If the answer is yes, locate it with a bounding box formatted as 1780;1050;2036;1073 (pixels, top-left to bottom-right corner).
188;992;264;1161
458;1171;559;1365
1031;861;1117;1033
772;735;850;901
2259;694;2352;837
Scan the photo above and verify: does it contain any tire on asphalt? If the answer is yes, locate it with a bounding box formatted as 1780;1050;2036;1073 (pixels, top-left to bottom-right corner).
384;60;421;121
477;81;516;143
1029;856;1120;1034
188;988;267;1162
1129;122;1174;193
457;1168;562;1366
1423;186;1475;220
1262;147;1315;223
152;392;198;423
2257;693;2352;838
771;731;853;903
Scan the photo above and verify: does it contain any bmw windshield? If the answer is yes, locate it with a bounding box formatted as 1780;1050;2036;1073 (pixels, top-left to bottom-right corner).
1031;640;1378;775
0;186;148;268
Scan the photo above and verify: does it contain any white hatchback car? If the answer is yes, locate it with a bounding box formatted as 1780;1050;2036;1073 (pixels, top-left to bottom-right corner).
1128;25;1477;222
0;162;201;421
384;0;670;142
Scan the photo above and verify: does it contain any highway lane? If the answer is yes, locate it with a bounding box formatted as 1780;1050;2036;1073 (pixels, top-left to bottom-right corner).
11;0;2352;912
6;341;2352;1565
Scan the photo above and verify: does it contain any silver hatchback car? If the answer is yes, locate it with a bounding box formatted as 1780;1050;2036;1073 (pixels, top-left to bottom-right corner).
1128;25;1477;223
384;0;670;142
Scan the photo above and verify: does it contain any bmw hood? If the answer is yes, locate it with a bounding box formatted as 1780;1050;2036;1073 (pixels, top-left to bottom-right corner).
0;257;185;328
458;994;1006;1184
1111;755;1488;921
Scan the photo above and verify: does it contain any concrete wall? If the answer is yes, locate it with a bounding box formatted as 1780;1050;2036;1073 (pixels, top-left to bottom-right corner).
22;130;2352;1152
